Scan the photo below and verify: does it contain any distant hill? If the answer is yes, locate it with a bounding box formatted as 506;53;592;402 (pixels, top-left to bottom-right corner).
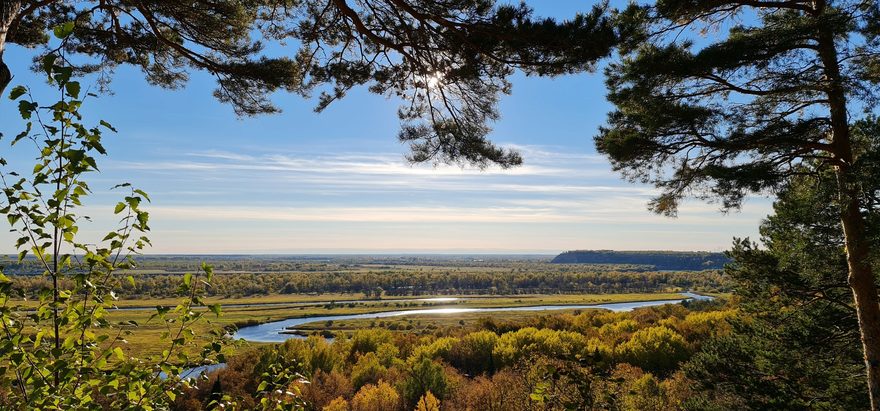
551;250;729;271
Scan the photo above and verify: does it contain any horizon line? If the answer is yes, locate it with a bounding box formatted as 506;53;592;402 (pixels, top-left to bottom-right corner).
0;249;730;257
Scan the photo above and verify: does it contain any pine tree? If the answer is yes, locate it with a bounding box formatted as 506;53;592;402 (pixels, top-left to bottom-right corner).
686;126;880;407
1;1;616;166
594;2;880;407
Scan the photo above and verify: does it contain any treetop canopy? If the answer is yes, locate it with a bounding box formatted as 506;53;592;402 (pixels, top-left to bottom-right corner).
3;0;616;167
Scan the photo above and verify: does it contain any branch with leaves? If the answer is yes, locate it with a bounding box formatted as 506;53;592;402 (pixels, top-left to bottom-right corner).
0;25;266;410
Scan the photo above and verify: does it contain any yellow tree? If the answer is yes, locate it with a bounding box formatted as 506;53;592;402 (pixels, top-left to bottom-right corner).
350;381;400;411
414;391;441;411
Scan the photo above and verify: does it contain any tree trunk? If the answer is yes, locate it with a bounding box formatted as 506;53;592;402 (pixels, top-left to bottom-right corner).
0;1;20;95
816;7;880;408
838;175;880;410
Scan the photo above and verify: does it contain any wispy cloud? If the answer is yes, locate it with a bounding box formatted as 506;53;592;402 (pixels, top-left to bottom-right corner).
150;205;573;223
106;145;622;199
148;200;768;226
114;151;571;177
34;144;773;253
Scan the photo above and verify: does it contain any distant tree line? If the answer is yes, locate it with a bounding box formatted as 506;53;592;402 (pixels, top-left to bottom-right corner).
551;250;730;271
6;266;726;299
0;256;606;275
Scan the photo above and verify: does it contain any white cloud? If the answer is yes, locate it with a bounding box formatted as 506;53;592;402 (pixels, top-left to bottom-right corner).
104;146;623;200
150;205;572;223
113;150;569;177
147;200;767;226
34;144;773;253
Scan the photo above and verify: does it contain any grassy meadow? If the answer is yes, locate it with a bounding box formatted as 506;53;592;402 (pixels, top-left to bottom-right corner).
97;291;691;359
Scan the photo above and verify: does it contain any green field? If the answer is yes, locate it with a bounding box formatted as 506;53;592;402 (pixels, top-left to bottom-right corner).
93;292;689;359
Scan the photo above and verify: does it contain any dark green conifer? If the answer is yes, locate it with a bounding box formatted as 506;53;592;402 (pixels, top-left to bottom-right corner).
593;3;880;406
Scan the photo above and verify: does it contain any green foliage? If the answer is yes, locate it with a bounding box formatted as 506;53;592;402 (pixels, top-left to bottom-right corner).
6;257;729;298
249;346;310;411
347;329;394;362
278;337;344;378
447;331;498;375
290;1;615;167
0;34;304;409
525;355;605;410
597;318;638;343
615;326;689;375
350;353;386;390
683;151;879;409
5;254;728;299
596;1;879;213
595;2;880;403
5;1;304;116
494;327;590;367
373;342;400;368
0;31;200;409
401;358;448;407
408;337;457;364
3;1;618;167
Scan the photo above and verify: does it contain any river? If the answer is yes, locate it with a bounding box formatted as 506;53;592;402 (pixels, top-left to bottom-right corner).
175;292;712;379
232;292;712;343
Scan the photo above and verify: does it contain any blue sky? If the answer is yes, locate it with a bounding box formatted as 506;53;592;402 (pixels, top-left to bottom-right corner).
0;1;771;254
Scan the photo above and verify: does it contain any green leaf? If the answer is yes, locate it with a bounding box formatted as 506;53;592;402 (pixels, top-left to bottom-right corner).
53;21;75;39
8;85;26;100
53;66;73;85
99;120;117;132
41;54;57;75
208;304;222;317
183;272;192;288
18;100;36;120
127;275;136;287
13;122;31;144
114;202;126;214
134;189;151;202
65;81;81;99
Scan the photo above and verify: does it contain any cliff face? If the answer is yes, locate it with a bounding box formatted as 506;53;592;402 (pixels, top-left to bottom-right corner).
550;250;729;271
